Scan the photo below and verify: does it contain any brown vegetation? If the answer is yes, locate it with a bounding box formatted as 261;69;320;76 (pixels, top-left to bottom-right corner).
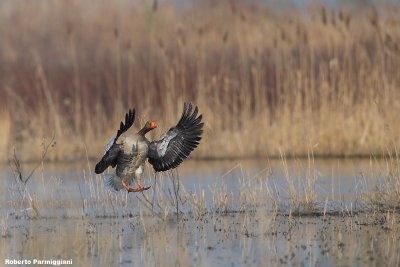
0;106;10;160
1;1;400;161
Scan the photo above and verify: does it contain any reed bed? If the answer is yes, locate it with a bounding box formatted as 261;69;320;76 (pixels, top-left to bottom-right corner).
7;148;400;220
0;106;10;161
1;1;400;161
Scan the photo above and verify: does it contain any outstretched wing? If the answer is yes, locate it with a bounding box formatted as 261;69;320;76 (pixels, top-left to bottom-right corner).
115;108;135;144
148;103;203;172
95;108;135;174
95;144;121;174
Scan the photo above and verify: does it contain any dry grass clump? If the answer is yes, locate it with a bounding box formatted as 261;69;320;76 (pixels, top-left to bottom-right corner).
279;151;319;215
361;153;400;210
5;142;328;219
6;143;400;220
1;2;400;161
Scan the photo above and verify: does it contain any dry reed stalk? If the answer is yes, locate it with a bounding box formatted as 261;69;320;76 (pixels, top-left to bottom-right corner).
361;152;400;211
0;106;10;161
1;2;400;161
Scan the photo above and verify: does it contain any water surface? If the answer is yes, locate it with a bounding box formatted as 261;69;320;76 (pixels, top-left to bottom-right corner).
0;158;398;266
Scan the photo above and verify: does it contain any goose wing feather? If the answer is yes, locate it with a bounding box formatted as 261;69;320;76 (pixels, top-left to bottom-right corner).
114;109;135;144
95;108;135;174
95;144;121;174
148;103;203;172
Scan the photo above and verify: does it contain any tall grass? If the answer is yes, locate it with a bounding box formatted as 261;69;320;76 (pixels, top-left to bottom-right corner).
1;1;400;161
361;151;400;210
0;106;10;161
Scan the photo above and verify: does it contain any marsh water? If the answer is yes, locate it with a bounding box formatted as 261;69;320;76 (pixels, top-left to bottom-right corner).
1;159;400;266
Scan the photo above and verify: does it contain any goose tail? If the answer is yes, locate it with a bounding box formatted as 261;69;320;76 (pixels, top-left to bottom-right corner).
104;174;125;192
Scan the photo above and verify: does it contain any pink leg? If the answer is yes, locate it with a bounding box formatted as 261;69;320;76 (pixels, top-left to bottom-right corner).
122;177;151;193
121;180;130;191
138;180;143;189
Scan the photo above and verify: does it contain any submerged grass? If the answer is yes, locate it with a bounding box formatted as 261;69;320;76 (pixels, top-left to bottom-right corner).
3;138;400;265
2;211;400;266
1;1;400;161
5;143;400;220
360;152;400;211
3;143;400;266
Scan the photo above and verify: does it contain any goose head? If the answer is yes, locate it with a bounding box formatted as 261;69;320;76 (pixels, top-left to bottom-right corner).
138;121;157;136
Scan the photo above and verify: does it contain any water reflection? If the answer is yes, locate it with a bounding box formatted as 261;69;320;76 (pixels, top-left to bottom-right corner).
0;158;398;266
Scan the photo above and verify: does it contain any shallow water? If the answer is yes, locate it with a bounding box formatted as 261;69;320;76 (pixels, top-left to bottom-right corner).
0;158;384;211
1;158;399;266
1;212;400;266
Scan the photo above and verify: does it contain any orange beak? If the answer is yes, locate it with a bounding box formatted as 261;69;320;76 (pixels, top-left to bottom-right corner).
150;121;157;129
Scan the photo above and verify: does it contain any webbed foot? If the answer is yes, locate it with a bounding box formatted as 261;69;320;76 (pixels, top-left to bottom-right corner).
127;186;151;193
122;180;150;193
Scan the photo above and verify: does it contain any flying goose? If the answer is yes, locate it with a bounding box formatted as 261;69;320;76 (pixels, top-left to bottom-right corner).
94;103;203;192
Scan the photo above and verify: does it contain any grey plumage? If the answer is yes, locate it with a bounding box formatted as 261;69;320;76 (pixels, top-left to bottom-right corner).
95;103;203;192
148;103;203;172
